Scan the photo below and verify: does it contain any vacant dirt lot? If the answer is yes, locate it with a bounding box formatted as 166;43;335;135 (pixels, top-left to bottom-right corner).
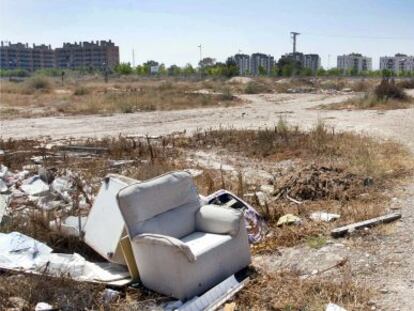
1;90;413;149
1;87;413;310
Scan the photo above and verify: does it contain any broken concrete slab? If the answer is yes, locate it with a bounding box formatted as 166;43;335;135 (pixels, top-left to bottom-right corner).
21;176;50;196
310;211;340;222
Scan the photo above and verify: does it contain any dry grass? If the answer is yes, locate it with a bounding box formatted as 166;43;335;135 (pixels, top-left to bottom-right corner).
320;79;413;110
320;94;414;110
236;266;372;310
0;78;239;119
0;271;162;311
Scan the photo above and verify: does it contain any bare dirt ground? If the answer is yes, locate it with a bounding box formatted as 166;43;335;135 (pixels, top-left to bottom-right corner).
1;90;413;309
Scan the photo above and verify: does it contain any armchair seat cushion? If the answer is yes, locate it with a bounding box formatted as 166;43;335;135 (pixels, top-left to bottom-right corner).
181;232;232;258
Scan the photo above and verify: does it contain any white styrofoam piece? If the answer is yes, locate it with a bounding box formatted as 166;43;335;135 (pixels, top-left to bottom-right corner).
0;232;130;284
84;174;139;264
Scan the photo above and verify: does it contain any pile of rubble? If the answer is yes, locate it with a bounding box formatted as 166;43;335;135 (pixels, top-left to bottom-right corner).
0;163;92;230
273;165;370;201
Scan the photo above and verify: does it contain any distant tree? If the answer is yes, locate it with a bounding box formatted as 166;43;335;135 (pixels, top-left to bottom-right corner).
277;57;302;76
183;63;196;76
114;63;133;75
258;65;267;76
158;64;167;75
326;68;342;76
136;65;145;75
301;68;313;76
167;65;182;76
316;68;326;77
199;57;216;68
142;60;159;75
223;57;239;78
381;69;393;78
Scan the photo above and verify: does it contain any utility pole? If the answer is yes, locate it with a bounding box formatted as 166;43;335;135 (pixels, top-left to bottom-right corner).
132;49;135;67
198;44;202;79
290;32;300;54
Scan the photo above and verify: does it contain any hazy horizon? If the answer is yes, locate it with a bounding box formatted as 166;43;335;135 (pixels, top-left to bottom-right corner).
1;0;413;69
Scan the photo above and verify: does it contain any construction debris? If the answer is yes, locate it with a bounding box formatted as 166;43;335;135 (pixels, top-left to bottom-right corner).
331;212;402;238
277;214;301;226
310;211;340;222
49;216;88;237
21;176;50;196
0;232;130;284
203;189;267;243
326;303;347;311
34;302;54;311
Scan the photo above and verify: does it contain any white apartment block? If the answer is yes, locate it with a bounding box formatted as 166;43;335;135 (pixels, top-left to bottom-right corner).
337;53;372;73
380;54;414;74
234;54;250;75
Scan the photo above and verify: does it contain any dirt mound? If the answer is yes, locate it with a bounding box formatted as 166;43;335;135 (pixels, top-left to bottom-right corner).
274;165;367;201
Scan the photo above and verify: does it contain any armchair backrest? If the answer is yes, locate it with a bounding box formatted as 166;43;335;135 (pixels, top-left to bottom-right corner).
117;171;200;239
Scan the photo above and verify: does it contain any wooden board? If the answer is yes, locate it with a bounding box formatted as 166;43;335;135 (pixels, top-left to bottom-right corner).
331;212;401;238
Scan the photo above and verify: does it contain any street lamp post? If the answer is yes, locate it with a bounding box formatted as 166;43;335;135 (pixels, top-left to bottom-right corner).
198;44;202;79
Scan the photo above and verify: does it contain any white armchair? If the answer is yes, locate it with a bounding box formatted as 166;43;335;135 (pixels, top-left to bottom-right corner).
116;171;251;300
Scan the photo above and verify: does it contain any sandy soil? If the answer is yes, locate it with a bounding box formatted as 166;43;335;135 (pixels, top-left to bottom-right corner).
1;91;413;309
1;91;413;150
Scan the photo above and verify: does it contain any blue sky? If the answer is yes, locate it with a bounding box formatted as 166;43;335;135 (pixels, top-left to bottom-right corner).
1;0;413;69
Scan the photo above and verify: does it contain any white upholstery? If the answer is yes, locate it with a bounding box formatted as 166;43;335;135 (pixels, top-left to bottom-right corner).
195;204;242;236
117;171;251;300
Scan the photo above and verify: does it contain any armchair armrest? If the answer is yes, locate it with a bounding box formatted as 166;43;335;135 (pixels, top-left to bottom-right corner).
133;233;196;262
195;204;242;236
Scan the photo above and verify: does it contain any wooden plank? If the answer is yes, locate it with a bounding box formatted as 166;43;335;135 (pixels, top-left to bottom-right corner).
331;212;401;238
120;236;140;281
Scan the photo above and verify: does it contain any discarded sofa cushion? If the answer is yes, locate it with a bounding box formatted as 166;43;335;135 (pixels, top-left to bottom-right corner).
195;204;242;236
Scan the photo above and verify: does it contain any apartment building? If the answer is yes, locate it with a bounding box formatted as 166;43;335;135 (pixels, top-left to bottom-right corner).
233;53;250;75
279;52;321;72
0;42;55;71
380;54;414;74
250;53;274;75
55;40;119;69
337;53;372;73
0;40;119;71
303;54;321;72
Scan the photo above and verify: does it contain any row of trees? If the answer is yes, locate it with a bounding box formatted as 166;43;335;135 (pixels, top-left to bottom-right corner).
1;58;413;78
114;57;414;78
113;57;239;77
